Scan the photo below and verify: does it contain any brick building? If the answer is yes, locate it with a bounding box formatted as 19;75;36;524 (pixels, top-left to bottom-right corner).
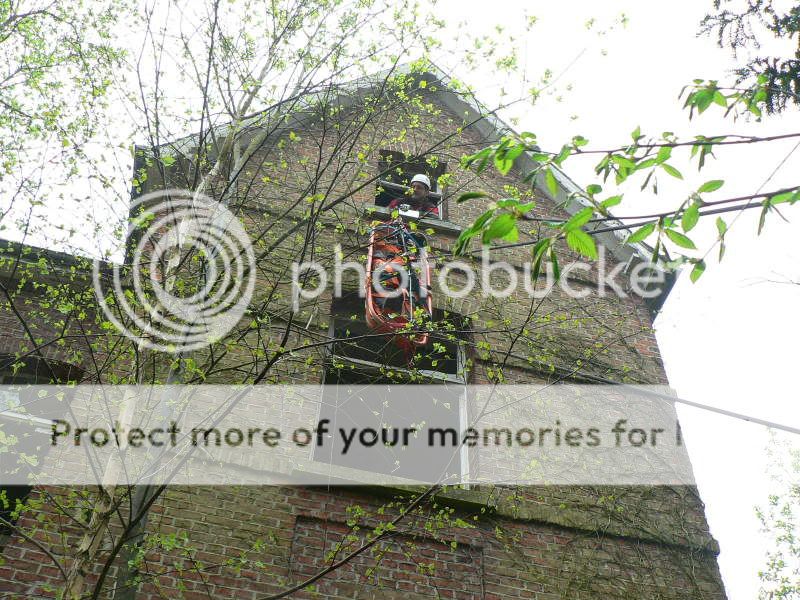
0;66;726;598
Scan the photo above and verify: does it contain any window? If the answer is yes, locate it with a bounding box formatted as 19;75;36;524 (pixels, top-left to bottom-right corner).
0;357;79;550
375;150;447;219
312;295;469;483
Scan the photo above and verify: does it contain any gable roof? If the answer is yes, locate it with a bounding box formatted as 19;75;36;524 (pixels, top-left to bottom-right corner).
138;63;675;314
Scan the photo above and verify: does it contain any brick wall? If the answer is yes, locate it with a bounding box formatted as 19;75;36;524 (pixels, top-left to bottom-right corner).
0;73;725;599
1;486;725;599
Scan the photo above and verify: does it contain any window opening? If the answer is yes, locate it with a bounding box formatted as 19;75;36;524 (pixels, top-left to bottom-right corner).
312;295;469;482
0;358;79;551
375;150;447;220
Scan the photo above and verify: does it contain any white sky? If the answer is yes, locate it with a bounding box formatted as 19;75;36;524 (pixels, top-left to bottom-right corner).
434;1;800;598
1;1;798;597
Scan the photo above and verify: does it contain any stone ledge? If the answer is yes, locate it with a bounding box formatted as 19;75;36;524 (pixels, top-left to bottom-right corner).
363;206;463;236
351;483;720;556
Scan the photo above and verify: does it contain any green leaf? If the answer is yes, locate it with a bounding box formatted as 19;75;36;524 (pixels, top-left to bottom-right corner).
611;155;636;170
501;225;519;242
506;143;525;162
544;168;558;197
453;231;474;256
563;207;593;231
600;195;622;210
473;209;496;230
631;125;642;141
456;191;489;203
690;259;706;283
661;163;683;179
572;135;589;148
664;228;696;249
475;149;492;172
716;217;727;237
531;237;551;261
529;238;551;282
698;180;724;193
640;170;654;192
455;209;493;254
625;223;655;244
651;238;661;263
549;247;561;281
496;198;523;209
635;158;658;171
553;145;571;166
747;100;762;118
482;213;517;244
594;155;611;179
531;152;551;163
758;201;769;234
463;148;492;172
656;146;672;163
566;229;598;259
768;190;800;205
586;184;602;196
694;89;714;113
494;152;514;176
697;145;714;171
681;204;700;232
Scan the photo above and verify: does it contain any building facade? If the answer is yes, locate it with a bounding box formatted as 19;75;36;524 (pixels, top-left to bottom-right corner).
0;67;726;599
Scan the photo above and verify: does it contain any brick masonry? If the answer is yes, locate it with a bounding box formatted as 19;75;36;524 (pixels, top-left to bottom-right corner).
0;71;726;598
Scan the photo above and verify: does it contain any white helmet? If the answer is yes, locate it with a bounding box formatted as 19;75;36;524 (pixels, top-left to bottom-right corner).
410;173;431;189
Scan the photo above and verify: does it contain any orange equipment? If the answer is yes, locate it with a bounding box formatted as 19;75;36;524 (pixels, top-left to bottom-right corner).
365;218;433;357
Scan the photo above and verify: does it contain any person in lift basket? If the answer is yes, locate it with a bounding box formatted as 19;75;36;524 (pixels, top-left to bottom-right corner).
387;173;439;217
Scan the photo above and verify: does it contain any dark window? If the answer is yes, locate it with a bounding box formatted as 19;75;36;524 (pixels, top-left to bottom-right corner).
326;294;467;379
313;295;468;482
375;150;447;219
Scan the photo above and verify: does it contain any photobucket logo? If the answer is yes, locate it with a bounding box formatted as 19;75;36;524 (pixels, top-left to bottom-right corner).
93;190;255;352
291;245;666;309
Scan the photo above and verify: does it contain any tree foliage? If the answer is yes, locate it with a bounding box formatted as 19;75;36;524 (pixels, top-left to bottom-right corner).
454;7;800;283
0;1;775;599
757;435;800;599
701;0;800;114
0;2;555;599
0;0;128;241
